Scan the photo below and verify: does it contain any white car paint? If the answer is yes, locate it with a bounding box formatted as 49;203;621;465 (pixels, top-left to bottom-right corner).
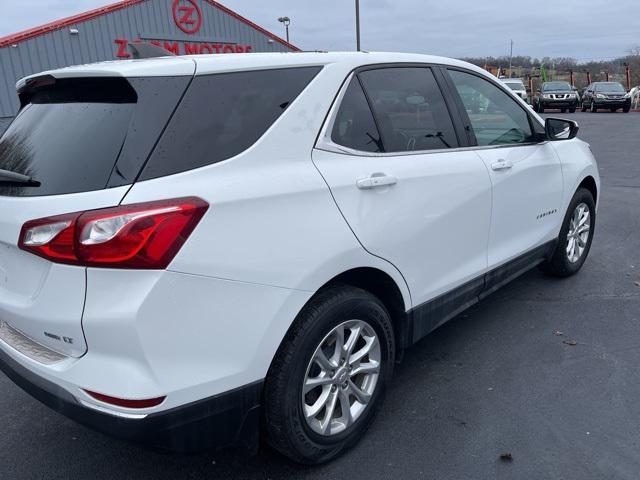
502;78;528;102
0;52;599;425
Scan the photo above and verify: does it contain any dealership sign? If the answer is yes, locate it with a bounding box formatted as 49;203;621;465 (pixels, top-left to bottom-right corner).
173;0;202;34
114;0;253;58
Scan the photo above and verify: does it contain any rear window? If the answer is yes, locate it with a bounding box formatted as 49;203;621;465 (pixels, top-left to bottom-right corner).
0;78;136;197
139;66;322;181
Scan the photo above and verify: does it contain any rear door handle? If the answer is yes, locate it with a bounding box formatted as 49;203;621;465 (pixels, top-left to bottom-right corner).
356;173;398;190
491;159;513;171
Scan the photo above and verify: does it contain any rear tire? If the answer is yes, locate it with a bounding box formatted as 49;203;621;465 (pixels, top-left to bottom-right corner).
264;286;395;464
540;188;596;277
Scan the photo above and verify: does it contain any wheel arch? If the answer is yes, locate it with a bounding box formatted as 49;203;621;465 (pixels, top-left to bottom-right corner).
316;267;411;350
267;266;413;382
577;175;598;205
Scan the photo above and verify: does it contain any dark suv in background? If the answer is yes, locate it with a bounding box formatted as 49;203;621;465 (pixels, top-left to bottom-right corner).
581;82;631;113
533;81;579;113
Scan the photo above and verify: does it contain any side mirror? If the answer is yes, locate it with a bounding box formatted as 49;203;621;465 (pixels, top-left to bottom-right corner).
545;117;579;141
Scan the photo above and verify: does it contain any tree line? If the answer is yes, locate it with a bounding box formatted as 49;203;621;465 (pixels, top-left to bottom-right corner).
461;45;640;87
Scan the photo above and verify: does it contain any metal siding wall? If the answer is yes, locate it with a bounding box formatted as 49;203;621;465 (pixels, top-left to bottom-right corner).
0;0;292;117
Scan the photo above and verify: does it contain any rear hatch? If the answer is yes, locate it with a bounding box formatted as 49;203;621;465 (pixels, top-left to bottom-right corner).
0;64;194;358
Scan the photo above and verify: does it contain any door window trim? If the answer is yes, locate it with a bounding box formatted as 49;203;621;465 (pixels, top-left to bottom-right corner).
315;62;472;157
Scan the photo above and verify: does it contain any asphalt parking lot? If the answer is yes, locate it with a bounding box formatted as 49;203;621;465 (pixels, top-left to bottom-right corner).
1;111;639;480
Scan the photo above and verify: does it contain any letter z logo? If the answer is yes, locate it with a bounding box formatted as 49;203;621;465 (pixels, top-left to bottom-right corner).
172;0;203;34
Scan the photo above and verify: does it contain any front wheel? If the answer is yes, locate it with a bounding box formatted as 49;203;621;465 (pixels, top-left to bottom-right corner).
264;286;395;464
540;187;596;277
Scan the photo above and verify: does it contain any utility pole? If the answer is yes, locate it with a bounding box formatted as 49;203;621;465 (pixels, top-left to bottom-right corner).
508;39;513;77
355;0;361;51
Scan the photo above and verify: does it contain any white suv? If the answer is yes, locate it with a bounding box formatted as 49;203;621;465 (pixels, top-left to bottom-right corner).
502;77;528;102
0;52;599;463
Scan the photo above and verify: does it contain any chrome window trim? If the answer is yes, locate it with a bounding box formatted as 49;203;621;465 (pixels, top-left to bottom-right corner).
315;68;548;158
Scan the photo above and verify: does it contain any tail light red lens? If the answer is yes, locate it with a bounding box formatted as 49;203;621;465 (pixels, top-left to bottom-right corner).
19;197;208;269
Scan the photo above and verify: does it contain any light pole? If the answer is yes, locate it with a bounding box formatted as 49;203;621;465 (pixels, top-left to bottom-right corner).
355;0;361;51
508;39;513;77
278;16;290;43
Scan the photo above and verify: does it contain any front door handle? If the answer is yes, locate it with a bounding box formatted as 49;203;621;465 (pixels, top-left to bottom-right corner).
491;159;513;171
356;173;398;190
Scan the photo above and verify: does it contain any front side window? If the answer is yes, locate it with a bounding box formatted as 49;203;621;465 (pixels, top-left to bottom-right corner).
358;67;459;152
448;70;535;147
449;70;535;146
331;77;383;153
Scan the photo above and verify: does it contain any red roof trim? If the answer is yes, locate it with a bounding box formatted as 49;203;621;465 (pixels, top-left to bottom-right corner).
0;0;146;48
0;0;299;51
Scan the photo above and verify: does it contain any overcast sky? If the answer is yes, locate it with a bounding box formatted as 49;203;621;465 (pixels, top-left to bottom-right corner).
1;0;638;61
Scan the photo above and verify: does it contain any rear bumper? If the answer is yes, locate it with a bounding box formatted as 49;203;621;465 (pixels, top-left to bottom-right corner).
0;346;262;452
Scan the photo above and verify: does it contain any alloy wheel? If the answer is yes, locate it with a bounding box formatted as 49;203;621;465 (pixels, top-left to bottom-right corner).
566;202;590;263
302;319;381;436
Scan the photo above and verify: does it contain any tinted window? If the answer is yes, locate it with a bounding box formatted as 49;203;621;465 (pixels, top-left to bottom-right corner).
449;70;535;146
331;77;383;153
359;68;458;151
0;78;136;197
141;67;322;180
595;82;625;92
543;82;572;91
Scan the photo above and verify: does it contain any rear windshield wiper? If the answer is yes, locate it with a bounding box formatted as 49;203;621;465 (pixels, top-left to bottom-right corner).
0;169;40;187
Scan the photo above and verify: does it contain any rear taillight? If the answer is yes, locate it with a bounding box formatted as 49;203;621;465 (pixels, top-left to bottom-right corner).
19;197;208;269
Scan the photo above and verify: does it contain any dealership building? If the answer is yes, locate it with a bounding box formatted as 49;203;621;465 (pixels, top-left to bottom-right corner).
0;0;298;132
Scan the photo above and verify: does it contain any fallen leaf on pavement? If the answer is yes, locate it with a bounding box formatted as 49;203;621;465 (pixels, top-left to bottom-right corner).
500;453;513;462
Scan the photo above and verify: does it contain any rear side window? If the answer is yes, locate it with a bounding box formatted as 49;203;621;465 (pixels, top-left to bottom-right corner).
0;78;136;197
331;77;383;153
140;67;322;180
359;67;459;151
